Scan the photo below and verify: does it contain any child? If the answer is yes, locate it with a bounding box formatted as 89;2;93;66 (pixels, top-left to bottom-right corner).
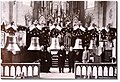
82;46;90;63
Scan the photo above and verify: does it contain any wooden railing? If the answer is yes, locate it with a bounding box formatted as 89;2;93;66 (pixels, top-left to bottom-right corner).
1;63;40;79
75;63;117;79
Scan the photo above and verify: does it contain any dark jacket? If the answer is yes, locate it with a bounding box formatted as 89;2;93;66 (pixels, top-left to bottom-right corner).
40;50;46;72
44;51;52;67
40;50;52;72
68;51;75;67
57;49;66;67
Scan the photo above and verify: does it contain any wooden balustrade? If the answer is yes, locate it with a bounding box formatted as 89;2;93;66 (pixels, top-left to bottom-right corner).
75;63;117;79
1;63;40;79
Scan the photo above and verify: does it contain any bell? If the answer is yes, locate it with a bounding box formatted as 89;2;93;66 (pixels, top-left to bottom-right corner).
73;39;83;49
50;37;60;50
28;37;41;50
6;36;20;54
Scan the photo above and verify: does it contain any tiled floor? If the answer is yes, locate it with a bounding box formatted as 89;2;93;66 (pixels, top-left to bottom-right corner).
40;68;75;79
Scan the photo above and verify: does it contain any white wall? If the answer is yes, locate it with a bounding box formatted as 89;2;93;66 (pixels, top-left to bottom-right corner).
15;2;33;26
106;1;117;28
0;1;33;26
85;2;103;27
85;1;117;28
0;1;10;24
0;1;2;23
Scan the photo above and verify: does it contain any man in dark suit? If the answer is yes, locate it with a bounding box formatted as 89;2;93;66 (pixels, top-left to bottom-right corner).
44;47;52;73
68;47;76;73
40;45;46;72
57;46;66;73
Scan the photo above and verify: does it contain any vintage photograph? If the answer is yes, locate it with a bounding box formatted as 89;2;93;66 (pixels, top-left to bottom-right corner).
0;0;117;79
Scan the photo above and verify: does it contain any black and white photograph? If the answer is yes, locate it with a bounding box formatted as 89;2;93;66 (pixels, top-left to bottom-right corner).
0;0;118;80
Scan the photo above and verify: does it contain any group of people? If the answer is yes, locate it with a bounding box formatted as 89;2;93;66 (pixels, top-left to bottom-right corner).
58;46;90;73
37;45;90;73
2;18;116;73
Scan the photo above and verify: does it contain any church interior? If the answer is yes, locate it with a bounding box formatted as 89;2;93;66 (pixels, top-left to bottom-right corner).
0;1;117;79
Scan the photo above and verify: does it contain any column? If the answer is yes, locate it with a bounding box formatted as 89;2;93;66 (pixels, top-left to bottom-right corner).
103;1;107;27
0;1;2;23
9;1;13;23
13;1;17;23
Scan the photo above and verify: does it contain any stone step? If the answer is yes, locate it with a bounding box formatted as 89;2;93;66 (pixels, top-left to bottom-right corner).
52;65;69;68
52;59;68;61
52;60;68;62
52;63;69;67
40;73;74;79
51;54;69;67
52;59;68;62
52;63;69;66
